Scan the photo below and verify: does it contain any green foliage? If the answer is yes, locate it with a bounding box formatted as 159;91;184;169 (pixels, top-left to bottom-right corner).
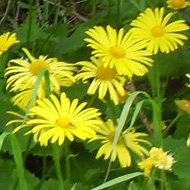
0;0;190;189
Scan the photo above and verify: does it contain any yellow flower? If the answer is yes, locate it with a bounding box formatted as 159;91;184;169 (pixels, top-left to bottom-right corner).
138;158;154;177
150;147;175;170
175;99;190;114
0;32;19;56
5;48;75;93
92;119;150;168
76;57;126;105
85;25;153;77
139;147;175;177
130;7;189;54
167;0;190;10
23;92;102;146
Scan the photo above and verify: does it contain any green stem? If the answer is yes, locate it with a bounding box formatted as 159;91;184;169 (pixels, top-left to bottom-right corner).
10;134;28;190
52;143;64;190
65;141;71;184
163;113;181;136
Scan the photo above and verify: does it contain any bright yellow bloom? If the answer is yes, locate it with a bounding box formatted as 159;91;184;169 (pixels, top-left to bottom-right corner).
139;147;175;177
85;25;153;77
5;48;75;93
23;92;102;146
167;0;190;10
76;57;126;105
92;119;150;168
0;32;19;56
130;7;189;54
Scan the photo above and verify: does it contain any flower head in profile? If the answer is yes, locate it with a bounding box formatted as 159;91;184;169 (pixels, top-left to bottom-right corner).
76;57;126;105
19;92;102;146
139;147;175;177
85;25;153;77
167;0;190;10
0;32;19;56
130;7;189;54
175;99;190;114
91;119;150;168
5;48;75;93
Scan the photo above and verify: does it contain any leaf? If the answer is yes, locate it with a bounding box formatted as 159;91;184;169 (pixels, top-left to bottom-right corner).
56;26;88;54
0;159;15;190
91;172;143;190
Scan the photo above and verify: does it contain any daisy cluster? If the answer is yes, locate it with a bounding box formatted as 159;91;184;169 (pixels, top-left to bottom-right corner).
3;4;189;172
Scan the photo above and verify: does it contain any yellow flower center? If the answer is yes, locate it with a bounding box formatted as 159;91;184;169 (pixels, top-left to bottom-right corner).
30;60;49;75
170;0;185;8
108;131;123;144
56;117;71;128
109;46;125;58
151;26;165;37
96;67;116;80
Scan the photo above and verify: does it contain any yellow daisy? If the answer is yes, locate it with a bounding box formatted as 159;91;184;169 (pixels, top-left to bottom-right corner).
139;147;175;177
0;32;19;56
85;25;153;77
5;48;75;93
130;7;189;54
167;0;190;10
76;57;126;105
92;119;150;168
24;92;102;146
150;147;175;170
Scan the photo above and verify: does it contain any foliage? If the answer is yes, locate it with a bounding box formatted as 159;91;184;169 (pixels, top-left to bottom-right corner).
0;0;190;190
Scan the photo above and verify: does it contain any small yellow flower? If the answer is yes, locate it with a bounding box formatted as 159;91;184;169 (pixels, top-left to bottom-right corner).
150;147;175;170
92;119;151;168
139;147;175;177
76;57;126;105
167;0;190;10
85;25;153;77
130;7;189;54
0;32;19;56
175;99;190;114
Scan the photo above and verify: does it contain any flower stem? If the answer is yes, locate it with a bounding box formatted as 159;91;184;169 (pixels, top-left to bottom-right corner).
52;143;64;190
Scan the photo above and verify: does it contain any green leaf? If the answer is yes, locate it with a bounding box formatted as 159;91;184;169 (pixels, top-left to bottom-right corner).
91;172;143;190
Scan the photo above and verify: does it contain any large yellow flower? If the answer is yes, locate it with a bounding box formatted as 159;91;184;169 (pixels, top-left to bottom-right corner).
76;57;126;105
85;25;153;77
130;7;189;54
167;0;190;10
92;119;150;168
0;32;19;56
5;48;75;93
23;92;102;146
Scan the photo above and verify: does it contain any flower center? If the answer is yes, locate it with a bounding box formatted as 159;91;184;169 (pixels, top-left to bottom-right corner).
109;46;125;58
108;131;122;144
56;117;71;128
96;67;116;80
151;26;165;37
170;0;185;8
30;60;49;75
